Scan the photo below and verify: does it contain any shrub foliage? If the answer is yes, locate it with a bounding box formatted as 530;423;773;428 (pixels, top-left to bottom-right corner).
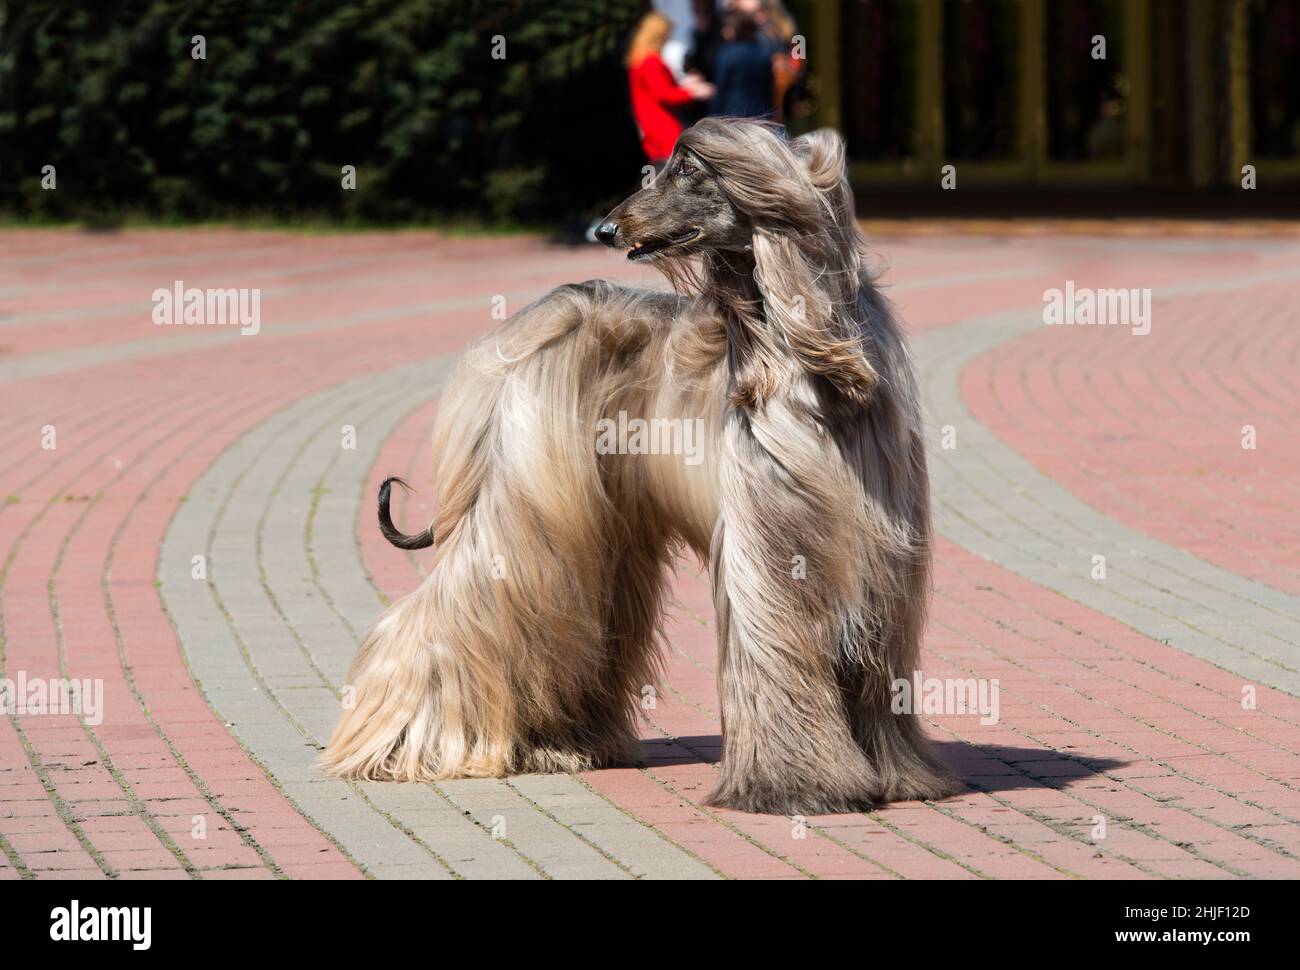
0;0;647;223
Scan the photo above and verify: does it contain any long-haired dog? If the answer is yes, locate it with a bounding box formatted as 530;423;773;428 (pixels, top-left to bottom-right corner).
321;119;960;813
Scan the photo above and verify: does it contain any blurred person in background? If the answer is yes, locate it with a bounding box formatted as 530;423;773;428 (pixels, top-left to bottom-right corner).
687;0;725;85
705;0;804;123
582;10;711;242
653;0;696;78
709;9;775;120
759;0;805;123
626;11;714;168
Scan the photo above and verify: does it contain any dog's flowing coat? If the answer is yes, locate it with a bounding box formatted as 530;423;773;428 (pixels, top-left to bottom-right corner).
322;119;960;813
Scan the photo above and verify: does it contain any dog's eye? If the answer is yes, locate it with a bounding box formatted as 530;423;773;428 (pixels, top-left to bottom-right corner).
675;159;697;178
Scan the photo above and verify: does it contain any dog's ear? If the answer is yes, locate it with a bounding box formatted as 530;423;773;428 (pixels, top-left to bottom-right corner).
790;129;847;192
790;128;856;237
740;128;876;405
751;227;879;405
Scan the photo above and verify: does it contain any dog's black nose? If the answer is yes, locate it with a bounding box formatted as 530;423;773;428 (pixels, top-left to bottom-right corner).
594;221;619;245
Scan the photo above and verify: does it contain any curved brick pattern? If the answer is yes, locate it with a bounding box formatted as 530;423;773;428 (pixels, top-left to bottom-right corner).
162;361;461;880
161;358;718;879
2;231;623;880
916;267;1300;696
963;272;1300;596
5;228;1300;879
0;368;359;879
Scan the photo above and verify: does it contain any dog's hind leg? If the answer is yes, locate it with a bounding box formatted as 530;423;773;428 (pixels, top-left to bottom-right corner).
521;512;672;774
321;283;670;781
319;355;535;781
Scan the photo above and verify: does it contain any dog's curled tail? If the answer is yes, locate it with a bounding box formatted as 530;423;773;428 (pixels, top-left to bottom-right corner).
377;476;435;550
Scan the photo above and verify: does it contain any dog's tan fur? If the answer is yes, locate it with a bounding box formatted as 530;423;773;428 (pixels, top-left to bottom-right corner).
321;119;960;814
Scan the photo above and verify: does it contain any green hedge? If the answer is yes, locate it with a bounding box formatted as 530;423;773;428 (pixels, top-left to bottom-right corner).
0;0;648;224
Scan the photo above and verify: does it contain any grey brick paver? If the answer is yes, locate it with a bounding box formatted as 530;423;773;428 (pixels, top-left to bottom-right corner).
162;364;454;879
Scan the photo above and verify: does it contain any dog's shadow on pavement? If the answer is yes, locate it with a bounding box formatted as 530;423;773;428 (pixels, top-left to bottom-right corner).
637;736;1129;796
931;740;1130;795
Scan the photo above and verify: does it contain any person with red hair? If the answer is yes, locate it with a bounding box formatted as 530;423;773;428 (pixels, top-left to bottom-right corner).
625;12;713;167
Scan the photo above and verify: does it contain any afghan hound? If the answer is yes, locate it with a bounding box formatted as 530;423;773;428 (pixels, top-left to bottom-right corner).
321;118;961;814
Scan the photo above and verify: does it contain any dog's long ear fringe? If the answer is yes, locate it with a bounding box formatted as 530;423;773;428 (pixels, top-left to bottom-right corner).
791;129;846;190
680;122;877;405
751;230;879;404
378;476;435;550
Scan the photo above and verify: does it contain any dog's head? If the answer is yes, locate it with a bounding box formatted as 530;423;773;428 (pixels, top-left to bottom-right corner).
595;118;854;267
597;118;878;406
594;136;750;262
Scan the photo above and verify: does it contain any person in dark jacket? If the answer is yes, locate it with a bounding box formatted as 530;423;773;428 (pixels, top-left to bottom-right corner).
709;12;775;119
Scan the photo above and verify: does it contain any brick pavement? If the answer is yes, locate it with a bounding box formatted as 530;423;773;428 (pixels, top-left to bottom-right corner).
2;226;1298;880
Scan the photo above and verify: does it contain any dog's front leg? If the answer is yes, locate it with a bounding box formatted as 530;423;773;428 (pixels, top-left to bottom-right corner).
706;404;881;815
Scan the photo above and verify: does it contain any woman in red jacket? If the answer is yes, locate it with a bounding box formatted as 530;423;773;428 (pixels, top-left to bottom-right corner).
626;12;713;167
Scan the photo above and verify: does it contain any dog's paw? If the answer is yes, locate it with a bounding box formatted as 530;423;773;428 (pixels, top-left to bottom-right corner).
704;778;876;817
878;770;965;804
